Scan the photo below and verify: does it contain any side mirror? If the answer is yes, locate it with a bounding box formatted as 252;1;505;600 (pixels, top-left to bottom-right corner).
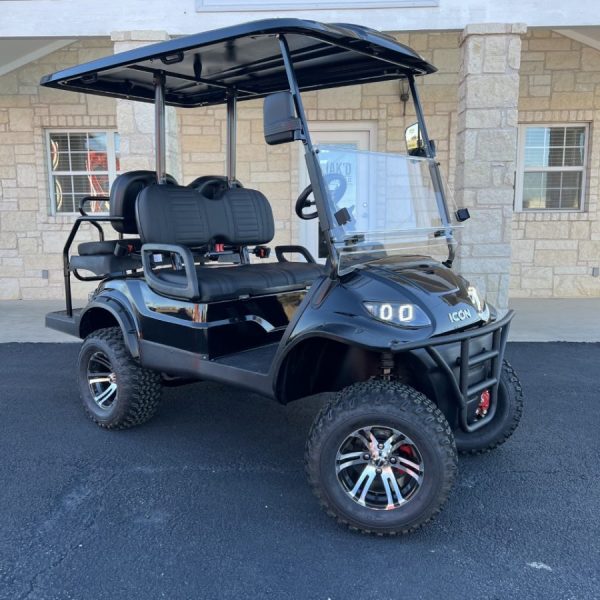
263;91;303;145
405;122;427;157
455;208;471;222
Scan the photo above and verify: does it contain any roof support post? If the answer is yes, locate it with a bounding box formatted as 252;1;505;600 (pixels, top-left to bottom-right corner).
226;91;237;186
278;34;338;272
407;74;454;265
154;71;167;184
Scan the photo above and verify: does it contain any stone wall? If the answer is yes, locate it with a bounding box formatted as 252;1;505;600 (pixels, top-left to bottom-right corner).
454;23;524;311
3;28;600;302
0;38;116;300
178;31;461;251
511;30;600;297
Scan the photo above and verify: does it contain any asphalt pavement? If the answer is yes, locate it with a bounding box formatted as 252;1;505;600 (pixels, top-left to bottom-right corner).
0;342;598;599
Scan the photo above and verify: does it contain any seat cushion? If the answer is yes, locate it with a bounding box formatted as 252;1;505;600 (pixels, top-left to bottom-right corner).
157;262;326;302
110;170;177;234
70;254;141;277
136;184;274;247
78;239;142;256
77;241;117;255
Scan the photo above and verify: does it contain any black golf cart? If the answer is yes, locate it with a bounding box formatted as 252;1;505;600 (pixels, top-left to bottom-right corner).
42;19;523;535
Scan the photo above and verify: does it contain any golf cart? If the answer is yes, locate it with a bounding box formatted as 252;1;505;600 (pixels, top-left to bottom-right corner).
42;19;523;535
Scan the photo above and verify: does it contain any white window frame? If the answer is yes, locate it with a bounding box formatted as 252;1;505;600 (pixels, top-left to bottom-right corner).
45;129;120;216
514;122;589;213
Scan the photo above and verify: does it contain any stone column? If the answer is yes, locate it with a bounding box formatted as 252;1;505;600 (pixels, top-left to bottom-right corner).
111;31;181;181
454;23;526;311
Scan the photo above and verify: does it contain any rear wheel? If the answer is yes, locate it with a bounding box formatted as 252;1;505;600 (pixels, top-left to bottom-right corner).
305;380;457;535
454;360;523;455
77;327;162;429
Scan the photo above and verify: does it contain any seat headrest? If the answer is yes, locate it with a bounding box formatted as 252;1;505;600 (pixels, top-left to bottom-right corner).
136;185;274;247
110;170;177;234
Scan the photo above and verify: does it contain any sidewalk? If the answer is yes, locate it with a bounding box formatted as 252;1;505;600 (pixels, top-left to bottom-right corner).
1;298;599;343
509;298;600;342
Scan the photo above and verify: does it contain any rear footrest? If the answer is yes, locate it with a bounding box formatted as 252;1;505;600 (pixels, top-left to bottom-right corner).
45;309;82;338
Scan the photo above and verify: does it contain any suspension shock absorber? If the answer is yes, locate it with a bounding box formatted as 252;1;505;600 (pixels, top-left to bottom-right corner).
380;352;395;380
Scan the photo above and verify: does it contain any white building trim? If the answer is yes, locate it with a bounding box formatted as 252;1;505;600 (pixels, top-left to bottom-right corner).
0;0;598;37
556;28;600;51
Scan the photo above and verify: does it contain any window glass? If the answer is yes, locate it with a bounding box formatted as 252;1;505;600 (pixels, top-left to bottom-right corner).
518;125;587;211
47;131;120;214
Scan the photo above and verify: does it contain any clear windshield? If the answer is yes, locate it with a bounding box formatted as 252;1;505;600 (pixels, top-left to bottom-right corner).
316;146;461;274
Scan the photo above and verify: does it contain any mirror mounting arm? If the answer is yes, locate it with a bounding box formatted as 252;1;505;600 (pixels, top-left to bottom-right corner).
407;74;434;158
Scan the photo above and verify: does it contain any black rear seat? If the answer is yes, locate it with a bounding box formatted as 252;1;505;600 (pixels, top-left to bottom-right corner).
136;184;326;302
70;171;175;276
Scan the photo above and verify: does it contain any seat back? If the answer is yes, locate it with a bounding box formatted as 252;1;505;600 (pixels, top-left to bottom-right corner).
135;184;274;247
110;170;177;234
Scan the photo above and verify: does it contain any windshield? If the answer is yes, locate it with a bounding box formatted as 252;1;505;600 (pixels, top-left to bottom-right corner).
316;146;461;274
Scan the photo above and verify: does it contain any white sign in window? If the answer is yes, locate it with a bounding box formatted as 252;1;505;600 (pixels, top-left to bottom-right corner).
45;130;121;215
515;124;588;212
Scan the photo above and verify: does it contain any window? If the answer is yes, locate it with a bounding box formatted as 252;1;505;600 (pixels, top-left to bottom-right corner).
46;130;120;214
515;124;588;212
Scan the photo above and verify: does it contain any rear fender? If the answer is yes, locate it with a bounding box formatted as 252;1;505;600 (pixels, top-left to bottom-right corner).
79;291;140;358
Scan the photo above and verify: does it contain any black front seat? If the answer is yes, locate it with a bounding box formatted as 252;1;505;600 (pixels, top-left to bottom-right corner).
136;184;326;302
70;170;176;276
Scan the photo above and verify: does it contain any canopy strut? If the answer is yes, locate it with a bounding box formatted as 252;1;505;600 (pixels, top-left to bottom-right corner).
154;72;167;184
226;91;237;186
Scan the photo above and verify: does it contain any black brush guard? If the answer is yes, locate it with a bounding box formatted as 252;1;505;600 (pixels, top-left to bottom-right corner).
391;310;513;433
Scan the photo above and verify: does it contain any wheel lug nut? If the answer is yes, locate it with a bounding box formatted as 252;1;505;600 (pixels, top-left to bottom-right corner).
378;443;384;450
376;468;382;474
363;453;370;460
390;457;397;464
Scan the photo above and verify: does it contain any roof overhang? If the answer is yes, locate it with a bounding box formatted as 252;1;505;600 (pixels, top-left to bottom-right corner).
40;19;436;107
0;38;74;77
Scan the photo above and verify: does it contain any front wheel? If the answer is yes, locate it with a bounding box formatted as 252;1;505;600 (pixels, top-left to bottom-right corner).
78;327;162;429
305;380;457;535
454;360;524;455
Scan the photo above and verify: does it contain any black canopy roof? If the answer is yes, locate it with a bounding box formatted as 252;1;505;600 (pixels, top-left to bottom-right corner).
40;19;435;108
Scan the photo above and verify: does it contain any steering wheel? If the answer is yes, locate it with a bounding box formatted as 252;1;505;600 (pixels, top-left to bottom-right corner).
295;173;348;220
295;184;317;220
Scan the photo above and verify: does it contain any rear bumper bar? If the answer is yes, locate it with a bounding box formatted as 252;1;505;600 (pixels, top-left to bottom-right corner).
392;310;514;433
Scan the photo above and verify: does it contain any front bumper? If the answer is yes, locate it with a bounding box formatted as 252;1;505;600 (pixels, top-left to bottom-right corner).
391;310;514;433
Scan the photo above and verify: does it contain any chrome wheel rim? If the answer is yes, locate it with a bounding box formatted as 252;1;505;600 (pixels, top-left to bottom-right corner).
87;351;117;410
335;425;424;511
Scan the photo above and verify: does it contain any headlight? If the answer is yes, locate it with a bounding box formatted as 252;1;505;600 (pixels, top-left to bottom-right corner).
467;285;490;321
363;302;431;328
467;285;485;313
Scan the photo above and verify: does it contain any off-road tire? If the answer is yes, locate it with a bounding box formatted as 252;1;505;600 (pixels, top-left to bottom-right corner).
305;380;458;536
454;360;524;455
78;327;162;429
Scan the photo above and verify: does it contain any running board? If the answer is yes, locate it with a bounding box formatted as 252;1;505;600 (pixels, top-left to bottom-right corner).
139;339;275;399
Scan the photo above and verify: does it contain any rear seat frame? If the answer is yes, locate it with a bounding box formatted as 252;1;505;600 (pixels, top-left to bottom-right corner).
62;213;127;315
